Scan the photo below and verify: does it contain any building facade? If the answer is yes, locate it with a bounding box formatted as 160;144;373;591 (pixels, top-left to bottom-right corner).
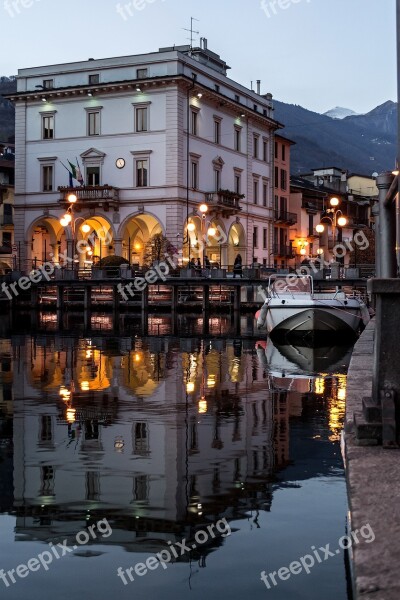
7;43;280;271
273;135;296;269
0;143;15;274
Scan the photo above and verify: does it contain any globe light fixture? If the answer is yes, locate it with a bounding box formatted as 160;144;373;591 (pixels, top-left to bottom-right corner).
63;213;72;224
81;223;91;233
207;226;216;237
329;197;339;207
317;248;324;255
337;216;347;227
199;203;208;213
187;222;196;232
60;218;69;227
67;193;78;203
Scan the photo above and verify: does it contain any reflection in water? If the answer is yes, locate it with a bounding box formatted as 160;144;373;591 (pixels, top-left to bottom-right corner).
0;318;350;600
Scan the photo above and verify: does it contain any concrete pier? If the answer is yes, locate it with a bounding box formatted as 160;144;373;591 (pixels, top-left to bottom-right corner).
344;319;400;599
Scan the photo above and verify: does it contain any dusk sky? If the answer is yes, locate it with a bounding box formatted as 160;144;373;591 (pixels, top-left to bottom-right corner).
1;0;396;115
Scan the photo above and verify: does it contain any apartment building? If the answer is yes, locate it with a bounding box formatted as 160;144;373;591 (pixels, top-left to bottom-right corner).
7;42;281;270
273;135;296;268
0;143;15;274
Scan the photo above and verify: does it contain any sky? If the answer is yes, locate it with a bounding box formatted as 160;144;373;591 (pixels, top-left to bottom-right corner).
0;0;396;115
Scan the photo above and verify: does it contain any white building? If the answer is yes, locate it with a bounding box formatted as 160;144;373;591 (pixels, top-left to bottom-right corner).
7;42;280;271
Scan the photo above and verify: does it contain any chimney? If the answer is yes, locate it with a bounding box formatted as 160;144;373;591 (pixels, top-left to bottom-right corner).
256;80;261;95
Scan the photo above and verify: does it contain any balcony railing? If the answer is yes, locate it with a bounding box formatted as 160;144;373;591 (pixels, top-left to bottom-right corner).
59;185;119;206
205;191;242;213
274;210;297;225
273;244;294;258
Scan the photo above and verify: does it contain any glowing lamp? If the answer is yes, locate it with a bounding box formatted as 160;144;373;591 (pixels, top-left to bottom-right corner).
316;224;325;233
187;222;196;232
337;216;347;227
81;223;91;233
199;204;208;214
300;248;307;255
186;382;195;394
207;227;216;237
67;193;77;203
60;218;69;227
329;197;339;207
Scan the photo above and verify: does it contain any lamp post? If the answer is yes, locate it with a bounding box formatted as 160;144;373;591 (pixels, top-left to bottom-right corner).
315;197;347;262
60;193;91;269
198;203;216;266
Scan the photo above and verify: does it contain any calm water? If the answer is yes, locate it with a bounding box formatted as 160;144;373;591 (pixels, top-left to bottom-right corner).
0;313;352;599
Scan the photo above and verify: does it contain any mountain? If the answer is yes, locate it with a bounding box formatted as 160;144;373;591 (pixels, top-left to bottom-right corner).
323;106;359;119
274;100;397;175
0;77;16;142
0;74;396;177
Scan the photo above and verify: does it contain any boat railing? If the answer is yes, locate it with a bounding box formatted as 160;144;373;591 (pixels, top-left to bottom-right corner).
266;274;313;299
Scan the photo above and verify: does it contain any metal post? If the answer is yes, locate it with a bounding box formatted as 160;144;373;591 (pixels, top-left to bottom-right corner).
377;172;397;278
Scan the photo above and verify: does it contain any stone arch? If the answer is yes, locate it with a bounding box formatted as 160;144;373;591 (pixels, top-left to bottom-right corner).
228;221;247;267
119;213;164;265
27;216;67;268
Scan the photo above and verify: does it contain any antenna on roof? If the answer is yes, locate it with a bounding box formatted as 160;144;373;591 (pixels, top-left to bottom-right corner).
183;17;199;53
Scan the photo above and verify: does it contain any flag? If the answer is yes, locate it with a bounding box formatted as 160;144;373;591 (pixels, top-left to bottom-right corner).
68;160;84;186
60;161;75;188
75;157;84;186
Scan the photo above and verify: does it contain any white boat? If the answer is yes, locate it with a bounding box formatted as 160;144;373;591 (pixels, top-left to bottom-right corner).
256;275;370;340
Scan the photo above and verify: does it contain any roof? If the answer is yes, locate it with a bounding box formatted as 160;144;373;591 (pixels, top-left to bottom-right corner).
275;134;296;145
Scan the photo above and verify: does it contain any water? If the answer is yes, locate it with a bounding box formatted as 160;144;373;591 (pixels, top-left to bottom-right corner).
0;314;352;599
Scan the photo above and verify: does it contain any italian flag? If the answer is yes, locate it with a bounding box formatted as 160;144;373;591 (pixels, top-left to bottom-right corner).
68;160;84;185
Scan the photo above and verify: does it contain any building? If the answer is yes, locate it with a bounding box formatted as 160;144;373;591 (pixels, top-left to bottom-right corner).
273;135;296;269
6;42;281;271
0;143;15;274
290;167;376;266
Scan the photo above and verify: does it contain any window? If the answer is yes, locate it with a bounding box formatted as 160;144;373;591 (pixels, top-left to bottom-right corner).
135;106;148;132
191;161;198;189
234;127;241;152
134;422;149;455
215;84;220;93
136;159;148;187
136;68;148;79
133;475;148;500
274;166;279;188
89;74;99;85
191;110;198;136
2;232;11;248
282;144;286;161
308;214;314;237
235;94;240;102
275;141;278;159
274;195;279;212
214;169;221;191
263;228;268;250
235;174;241;195
263;182;268;207
42;165;53;192
87;111;100;136
3;203;12;225
253;104;258;112
86;166;100;186
42;115;54;140
263;139;268;162
253;135;259;159
214;119;221;144
43;79;53;89
280;169;287;190
253;179;259;204
253;226;258;248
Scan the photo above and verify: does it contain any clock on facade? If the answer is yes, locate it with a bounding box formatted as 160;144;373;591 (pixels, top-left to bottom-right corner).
116;158;125;169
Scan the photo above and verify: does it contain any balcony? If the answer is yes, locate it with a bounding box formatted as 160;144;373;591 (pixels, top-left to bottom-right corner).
205;190;243;215
274;210;297;225
58;186;119;210
273;244;294;258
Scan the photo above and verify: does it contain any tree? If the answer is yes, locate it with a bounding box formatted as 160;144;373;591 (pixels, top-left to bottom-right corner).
142;233;176;266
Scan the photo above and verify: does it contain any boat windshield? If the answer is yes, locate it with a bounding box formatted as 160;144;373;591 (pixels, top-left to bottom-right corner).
267;275;313;298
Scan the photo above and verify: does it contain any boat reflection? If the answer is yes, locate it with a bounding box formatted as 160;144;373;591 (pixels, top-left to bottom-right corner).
256;338;349;442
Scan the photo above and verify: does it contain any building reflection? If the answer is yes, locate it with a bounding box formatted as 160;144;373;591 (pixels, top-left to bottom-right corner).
0;330;347;559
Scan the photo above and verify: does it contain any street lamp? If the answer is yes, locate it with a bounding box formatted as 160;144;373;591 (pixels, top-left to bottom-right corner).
198;204;218;266
60;194;92;268
316;197;347;258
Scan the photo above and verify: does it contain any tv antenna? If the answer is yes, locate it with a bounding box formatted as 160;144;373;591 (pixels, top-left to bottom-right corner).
183;17;199;51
